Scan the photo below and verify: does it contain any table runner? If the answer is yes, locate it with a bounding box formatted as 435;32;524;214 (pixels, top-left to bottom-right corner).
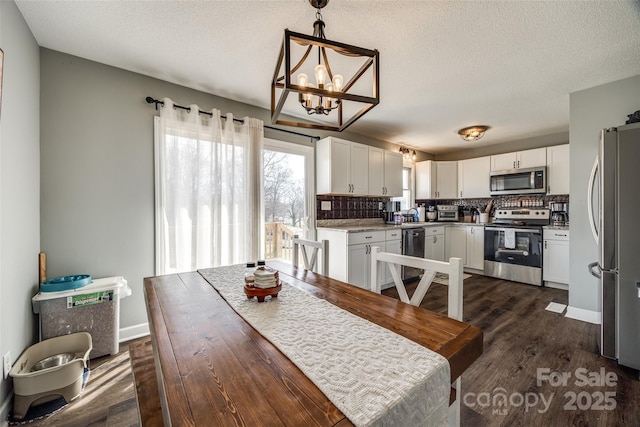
199;265;450;427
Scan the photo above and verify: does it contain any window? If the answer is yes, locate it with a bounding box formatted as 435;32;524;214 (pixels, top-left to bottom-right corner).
393;166;414;210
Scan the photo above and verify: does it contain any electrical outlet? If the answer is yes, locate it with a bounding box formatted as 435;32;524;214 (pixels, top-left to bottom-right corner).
3;351;11;379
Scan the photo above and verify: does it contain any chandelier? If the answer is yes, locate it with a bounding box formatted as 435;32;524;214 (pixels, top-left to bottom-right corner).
458;125;490;142
271;0;379;132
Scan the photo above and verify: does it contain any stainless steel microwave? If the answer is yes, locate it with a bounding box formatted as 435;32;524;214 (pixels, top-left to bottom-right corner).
490;167;546;196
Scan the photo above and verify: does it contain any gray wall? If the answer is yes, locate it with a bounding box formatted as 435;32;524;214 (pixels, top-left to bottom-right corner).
0;0;40;411
434;131;569;161
39;48;406;332
568;75;640;313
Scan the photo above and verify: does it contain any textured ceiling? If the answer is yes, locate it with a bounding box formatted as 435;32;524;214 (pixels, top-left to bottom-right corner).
15;0;640;154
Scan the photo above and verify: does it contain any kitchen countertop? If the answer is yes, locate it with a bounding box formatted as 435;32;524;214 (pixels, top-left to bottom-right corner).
317;219;488;233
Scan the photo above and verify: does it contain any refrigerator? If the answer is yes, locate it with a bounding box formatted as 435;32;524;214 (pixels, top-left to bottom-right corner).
588;122;640;370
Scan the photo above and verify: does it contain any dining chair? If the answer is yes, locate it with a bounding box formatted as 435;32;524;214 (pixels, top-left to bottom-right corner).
292;238;328;276
369;246;464;427
369;247;463;320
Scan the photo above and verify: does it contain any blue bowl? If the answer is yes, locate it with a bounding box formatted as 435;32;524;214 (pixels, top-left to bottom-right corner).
41;275;92;292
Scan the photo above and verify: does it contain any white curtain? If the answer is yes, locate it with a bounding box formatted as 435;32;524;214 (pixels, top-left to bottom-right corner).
155;98;263;274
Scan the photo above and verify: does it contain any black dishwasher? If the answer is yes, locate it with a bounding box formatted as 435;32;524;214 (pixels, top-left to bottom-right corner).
402;227;425;282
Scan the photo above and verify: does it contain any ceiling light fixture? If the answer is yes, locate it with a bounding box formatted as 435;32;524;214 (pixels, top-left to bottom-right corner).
458;125;490;142
399;147;417;161
271;0;380;132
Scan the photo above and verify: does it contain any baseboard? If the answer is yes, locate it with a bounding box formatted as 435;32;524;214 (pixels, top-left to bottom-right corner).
119;322;150;343
463;267;484;276
0;390;13;427
544;280;569;290
565;306;601;324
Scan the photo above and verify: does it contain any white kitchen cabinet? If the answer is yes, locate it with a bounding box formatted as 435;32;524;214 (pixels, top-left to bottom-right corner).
318;228;402;291
317;137;402;197
383;150;403;197
350;142;369;195
347;243;370;289
445;226;467;265
415;160;458;199
346;231;386;290
382;229;402;288
368;147;384;196
543;229;570;287
466;226;485;270
424;226;445;262
368;148;403;197
490;147;547;171
316;137;368;195
457;156;490;199
445;225;484;271
546;144;570;195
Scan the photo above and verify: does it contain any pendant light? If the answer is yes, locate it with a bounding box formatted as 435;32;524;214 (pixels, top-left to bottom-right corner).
271;0;379;132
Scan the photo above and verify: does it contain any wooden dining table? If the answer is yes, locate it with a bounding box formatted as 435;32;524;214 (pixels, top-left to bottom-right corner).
143;260;483;426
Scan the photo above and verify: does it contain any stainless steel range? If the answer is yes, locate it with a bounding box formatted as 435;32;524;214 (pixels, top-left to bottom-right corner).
484;208;550;286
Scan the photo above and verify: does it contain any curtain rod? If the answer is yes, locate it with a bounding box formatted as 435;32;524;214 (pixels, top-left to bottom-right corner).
145;97;320;141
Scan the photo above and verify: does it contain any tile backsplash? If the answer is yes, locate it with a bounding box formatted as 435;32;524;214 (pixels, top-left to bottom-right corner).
316;195;388;220
316;193;570;220
415;194;570;215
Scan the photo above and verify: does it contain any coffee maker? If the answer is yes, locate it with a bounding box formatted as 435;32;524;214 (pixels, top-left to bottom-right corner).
549;202;569;226
385;201;401;224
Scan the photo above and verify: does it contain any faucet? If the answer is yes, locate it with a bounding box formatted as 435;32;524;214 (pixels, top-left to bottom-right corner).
406;207;419;222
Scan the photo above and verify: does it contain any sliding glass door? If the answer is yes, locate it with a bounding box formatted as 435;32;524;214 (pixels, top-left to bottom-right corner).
263;139;314;263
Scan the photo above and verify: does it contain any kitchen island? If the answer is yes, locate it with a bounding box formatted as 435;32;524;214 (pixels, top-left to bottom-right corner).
143;261;483;426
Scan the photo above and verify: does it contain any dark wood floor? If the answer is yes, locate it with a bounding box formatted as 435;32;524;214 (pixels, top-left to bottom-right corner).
382;274;640;426
18;275;640;426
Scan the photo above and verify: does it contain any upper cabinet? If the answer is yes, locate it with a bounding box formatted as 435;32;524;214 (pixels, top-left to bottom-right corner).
546;144;570;195
383;150;403;197
457;156;490;199
490;147;547;171
317;137;367;195
316;137;401;197
415;160;458;199
368;147;402;197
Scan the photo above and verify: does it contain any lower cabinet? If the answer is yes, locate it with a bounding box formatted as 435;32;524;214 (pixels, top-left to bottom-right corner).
466;226;485;270
382;232;402;289
424;226;445;262
318;228;399;291
543;229;570;287
347;243;378;289
445;225;484;271
445;226;467;265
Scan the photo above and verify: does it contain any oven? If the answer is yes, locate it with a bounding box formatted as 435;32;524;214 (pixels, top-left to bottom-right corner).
483;209;549;286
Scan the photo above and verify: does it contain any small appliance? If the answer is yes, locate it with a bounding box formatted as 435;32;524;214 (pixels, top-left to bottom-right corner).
384;201;401;224
490;167;547;196
436;205;459;222
549;202;569;226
